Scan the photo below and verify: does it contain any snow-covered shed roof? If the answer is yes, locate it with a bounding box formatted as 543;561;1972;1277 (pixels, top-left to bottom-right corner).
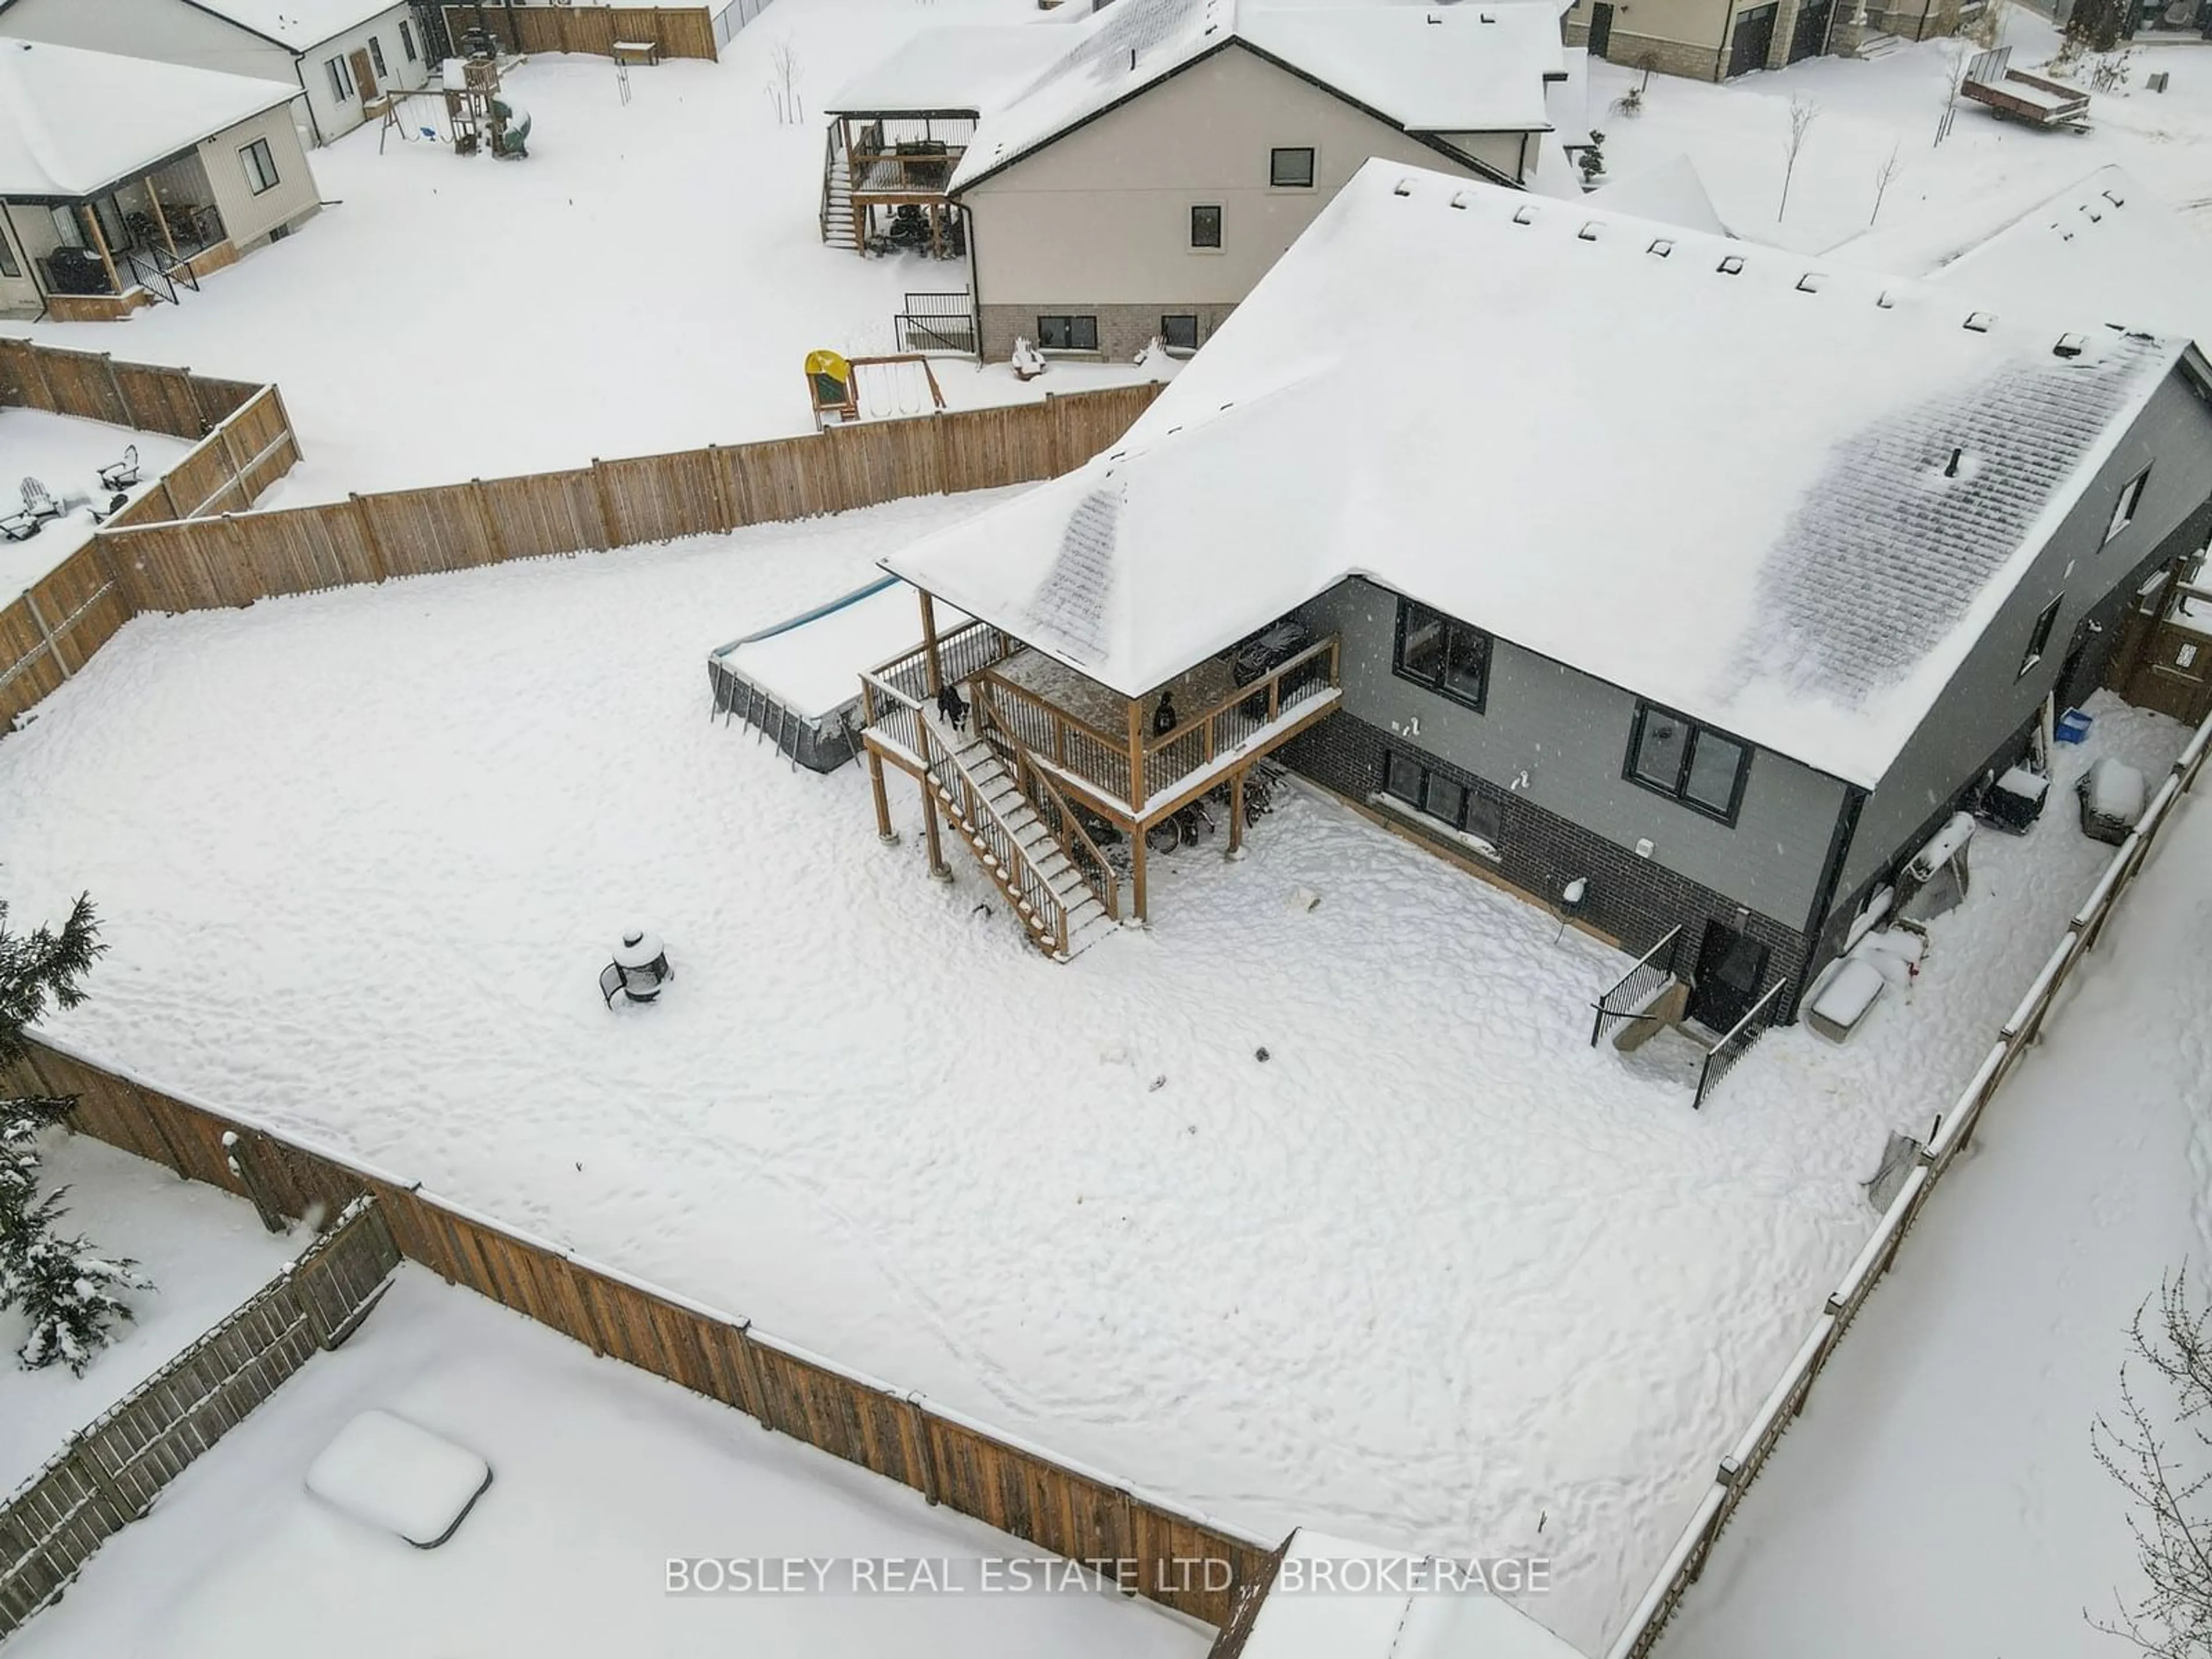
823;21;1081;116
0;38;297;199
185;0;404;52
884;162;2189;789
1236;1531;1583;1659
948;0;1563;192
1590;153;1730;238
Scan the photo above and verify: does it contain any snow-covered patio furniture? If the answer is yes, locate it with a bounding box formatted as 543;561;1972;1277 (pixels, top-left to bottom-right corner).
98;445;141;491
306;1410;492;1548
19;478;63;527
2078;757;2147;844
600;929;672;1006
1808;956;1886;1044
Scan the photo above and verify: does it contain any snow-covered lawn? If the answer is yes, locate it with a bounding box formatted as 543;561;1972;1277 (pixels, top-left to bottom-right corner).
1594;12;2212;255
0;1132;300;1494
1;1263;1208;1659
0;497;2184;1650
0;409;196;593
0;0;1162;507
1659;751;2212;1658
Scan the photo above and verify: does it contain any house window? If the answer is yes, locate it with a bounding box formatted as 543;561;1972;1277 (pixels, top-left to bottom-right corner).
1190;204;1222;249
1379;752;1504;850
0;224;18;280
2020;593;2064;679
400;19;418;60
1161;314;1198;351
2107;467;2150;543
368;36;388;78
1035;315;1097;352
1392;599;1490;711
327;55;354;100
1270;146;1316;188
240;138;281;195
1626;702;1749;823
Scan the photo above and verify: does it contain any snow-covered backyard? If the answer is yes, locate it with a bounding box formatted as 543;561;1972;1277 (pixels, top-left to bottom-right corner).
0;0;1162;506
0;409;194;593
0;1131;300;1494
1660;747;2212;1657
1593;13;2212;257
0;491;2184;1649
2;1263;1207;1659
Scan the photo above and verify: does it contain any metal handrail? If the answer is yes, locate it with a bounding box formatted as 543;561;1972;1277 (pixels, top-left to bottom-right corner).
1590;924;1683;1047
1691;978;1786;1110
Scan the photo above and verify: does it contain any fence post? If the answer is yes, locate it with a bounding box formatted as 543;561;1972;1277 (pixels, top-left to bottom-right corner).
590;458;620;550
730;1318;775;1431
470;479;506;566
100;353;128;426
222;1130;289;1234
215;417;248;513
20;590;71;680
904;1393;941;1505
350;493;392;582
704;444;735;532
62;1434;142;1530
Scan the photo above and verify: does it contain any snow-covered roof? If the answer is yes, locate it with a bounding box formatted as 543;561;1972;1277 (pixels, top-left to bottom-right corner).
0;38;297;199
1237;1531;1584;1659
1544;43;1589;145
187;0;404;51
1591;153;1730;238
823;22;1080;116
1929;166;2212;348
948;0;1563;192
884;162;2189;789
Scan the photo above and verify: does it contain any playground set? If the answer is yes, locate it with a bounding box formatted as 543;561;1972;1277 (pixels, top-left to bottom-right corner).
803;350;946;429
374;52;532;158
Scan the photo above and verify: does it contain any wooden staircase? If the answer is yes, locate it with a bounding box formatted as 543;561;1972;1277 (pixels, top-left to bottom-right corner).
820;125;858;251
924;707;1118;960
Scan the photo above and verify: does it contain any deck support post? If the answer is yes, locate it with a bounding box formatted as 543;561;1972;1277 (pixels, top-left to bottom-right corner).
868;749;897;843
1126;695;1146;816
81;203;121;299
921;783;951;882
143;178;180;262
1131;821;1149;925
918;589;944;697
1228;768;1246;861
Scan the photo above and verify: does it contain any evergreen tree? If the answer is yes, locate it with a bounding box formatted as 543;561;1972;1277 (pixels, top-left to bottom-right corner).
2065;0;2130;56
0;894;145;1374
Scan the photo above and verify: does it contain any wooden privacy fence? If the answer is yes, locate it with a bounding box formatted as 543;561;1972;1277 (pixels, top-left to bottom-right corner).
3;1040;1277;1636
97;385;1163;614
1605;707;2212;1659
0;345;302;734
0;1196;399;1637
444;4;719;59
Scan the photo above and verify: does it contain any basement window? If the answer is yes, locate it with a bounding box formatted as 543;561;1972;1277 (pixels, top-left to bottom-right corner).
1626;703;1749;824
1160;313;1199;352
1378;751;1506;853
1035;315;1098;352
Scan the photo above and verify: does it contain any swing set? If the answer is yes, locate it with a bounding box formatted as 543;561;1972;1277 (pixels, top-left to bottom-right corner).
804;350;947;430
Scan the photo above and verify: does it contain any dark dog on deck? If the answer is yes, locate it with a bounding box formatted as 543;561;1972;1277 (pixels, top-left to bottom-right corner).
935;682;969;732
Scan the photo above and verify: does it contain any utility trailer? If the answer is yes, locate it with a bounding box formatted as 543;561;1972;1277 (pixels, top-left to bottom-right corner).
1959;46;2091;130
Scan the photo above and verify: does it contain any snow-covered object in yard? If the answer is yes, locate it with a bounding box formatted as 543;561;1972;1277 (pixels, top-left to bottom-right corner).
947;0;1565;192
1590;153;1731;237
0;39;298;198
1907;812;1976;882
885;163;2181;785
2077;755;2146;843
305;1409;493;1547
1808;958;1887;1043
1238;1530;1582;1659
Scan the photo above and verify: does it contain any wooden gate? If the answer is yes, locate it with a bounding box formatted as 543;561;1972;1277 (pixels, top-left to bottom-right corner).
2120;611;2212;725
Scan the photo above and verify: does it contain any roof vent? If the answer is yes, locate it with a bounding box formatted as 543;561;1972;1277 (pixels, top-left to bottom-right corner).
1577;222;1600;241
1796;272;1825;294
1512;204;1537;225
1449;191;1468;209
1647;237;1673;257
1130;47;1138;70
1480;8;1498;18
1718;253;1744;275
2054;332;2088;359
2103;188;2126;206
1964;311;1995;332
1944;446;1965;478
1393;178;1414;197
1875;290;1896;309
1427;12;1444;21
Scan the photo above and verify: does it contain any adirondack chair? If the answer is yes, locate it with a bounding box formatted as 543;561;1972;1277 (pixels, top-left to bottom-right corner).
98;444;141;490
0;499;36;541
20;478;63;524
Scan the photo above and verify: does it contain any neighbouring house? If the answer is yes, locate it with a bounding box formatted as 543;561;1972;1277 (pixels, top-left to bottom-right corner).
0;0;433;146
1560;0;1975;82
824;0;1567;362
859;162;2212;1049
0;40;321;321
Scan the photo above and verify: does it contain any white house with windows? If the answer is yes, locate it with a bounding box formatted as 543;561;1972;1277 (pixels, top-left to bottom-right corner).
0;0;432;146
0;39;321;321
825;0;1567;361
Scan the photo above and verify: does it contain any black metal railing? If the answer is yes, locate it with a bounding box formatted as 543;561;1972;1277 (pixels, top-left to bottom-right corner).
1692;979;1786;1110
1590;925;1683;1048
116;247;179;305
895;291;976;354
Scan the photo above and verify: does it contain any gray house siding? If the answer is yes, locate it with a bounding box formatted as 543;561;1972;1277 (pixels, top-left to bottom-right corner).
1829;363;2212;926
1295;575;1853;925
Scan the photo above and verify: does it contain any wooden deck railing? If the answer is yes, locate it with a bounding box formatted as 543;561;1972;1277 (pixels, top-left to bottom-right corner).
1141;637;1342;810
871;619;1014;707
975;667;1137;808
